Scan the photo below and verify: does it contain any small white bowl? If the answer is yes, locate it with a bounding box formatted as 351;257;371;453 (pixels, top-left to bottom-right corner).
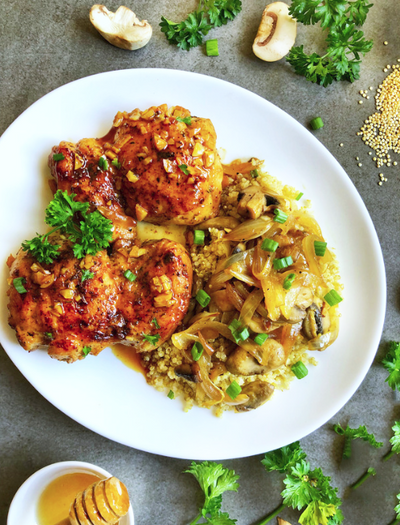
7;460;135;525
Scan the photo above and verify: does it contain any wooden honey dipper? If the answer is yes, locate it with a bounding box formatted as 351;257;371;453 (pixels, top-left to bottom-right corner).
69;476;130;525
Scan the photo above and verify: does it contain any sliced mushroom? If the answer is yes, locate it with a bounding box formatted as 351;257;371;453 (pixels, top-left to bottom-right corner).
226;338;285;375
174;363;201;383
303;304;330;340
90;5;152;50
235;380;274;412
253;2;297;62
237;186;279;219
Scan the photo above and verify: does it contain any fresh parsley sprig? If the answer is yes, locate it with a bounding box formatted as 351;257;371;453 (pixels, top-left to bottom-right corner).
392;494;400;525
287;0;373;86
185;461;239;524
160;0;242;51
382;341;400;391
333;423;383;459
384;421;400;462
22;190;113;264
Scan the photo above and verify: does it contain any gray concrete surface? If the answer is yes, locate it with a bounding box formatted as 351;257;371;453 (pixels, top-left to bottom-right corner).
1;1;399;523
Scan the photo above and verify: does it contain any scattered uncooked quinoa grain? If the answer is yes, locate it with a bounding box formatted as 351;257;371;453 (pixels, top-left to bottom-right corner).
359;65;400;169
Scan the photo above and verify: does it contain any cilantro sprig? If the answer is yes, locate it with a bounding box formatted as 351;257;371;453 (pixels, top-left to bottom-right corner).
22;190;113;264
287;0;373;86
185;461;239;524
382;341;400;391
333;423;383;459
260;442;343;525
160;0;242;51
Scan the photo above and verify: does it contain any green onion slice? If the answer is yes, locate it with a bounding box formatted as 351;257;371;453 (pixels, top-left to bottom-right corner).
310;117;324;130
13;277;27;294
273;256;293;270
254;333;269;346
193;230;205;245
283;273;296;290
226;381;242;400
44;332;53;339
250;169;259;178
196;289;211;308
314;241;327;257
179;164;189;175
273;209;288;224
167;390;175;399
228;319;249;343
191;341;204;361
98;156;109;170
295;192;303;201
111;158;121;169
82;346;91;356
292;361;308;379
206;39;219;56
53;153;65;161
143;333;161;345
176;116;192;125
324;289;343;307
124;269;137;282
261;238;279;252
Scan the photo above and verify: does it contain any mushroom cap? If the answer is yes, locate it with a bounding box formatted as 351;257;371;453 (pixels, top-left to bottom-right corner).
90;5;152;50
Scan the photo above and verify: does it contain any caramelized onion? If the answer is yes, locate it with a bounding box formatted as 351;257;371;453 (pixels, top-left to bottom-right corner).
226;264;261;287
198;216;240;230
239;288;264;326
224;217;273;242
205;271;232;293
261;276;285;321
302;234;322;279
197;331;215;356
196;354;224;404
226;282;244;312
222;161;257;176
223;393;250;406
252;241;274;280
280;323;302;357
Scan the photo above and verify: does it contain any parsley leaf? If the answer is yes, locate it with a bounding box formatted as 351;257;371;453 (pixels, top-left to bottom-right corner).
185;461;239;523
395;494;400;521
333;423;383;458
262;441;307;474
299;500;337;525
160;0;242;51
81;269;94;282
346;0;373;25
142;333;161;345
151;318;161;329
382;341;400;391
384;421;400;461
23;190;113;264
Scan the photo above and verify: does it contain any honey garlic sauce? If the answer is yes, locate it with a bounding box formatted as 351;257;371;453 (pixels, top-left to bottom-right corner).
111;343;147;374
37;472;102;525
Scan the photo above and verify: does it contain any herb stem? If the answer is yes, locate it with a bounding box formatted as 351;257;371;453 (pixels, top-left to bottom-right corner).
383;449;395;462
257;502;288;525
189;513;202;525
389;518;400;525
351;468;376;490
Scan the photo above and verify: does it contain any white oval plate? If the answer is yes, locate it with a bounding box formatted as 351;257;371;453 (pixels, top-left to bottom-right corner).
7;461;134;525
0;69;386;460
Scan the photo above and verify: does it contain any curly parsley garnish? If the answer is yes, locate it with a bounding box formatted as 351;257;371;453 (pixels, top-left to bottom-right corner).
22;190;113;264
185;461;239;524
160;0;242;51
287;0;373;87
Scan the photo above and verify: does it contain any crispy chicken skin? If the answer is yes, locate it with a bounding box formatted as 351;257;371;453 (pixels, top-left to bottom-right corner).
7;238;192;363
49;104;223;226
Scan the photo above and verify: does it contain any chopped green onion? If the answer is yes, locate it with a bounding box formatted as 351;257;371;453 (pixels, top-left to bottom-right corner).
226;381;242;400
250;169;259;178
295;192;304;201
111;158;121;169
167;390;175;400
273;209;288;224
143;333;161;345
44;332;53;339
191;341;204;361
53;153;65;161
151;318;160;329
193;230;205;245
261;238;279;252
314;241;327;257
206;39;219;56
13;277;27;294
82;346;91;357
98;156;109;170
81;269;94;282
324;289;343;307
124;269;137;282
273;256;293;270
196;289;211;308
228;319;241;332
283;273;296;290
176;116;192;125
254;333;269;346
310;117;324;130
291;361;308;379
179;164;189;175
228;320;249;343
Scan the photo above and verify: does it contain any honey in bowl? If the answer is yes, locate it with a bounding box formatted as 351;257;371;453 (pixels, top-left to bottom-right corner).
37;472;102;525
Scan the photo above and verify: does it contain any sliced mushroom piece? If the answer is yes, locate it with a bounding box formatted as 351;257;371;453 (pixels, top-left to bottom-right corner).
235;381;275;412
226;338;285;375
174;363;201;383
237;186;279;219
90;5;152;50
253;2;297;62
303;305;330;340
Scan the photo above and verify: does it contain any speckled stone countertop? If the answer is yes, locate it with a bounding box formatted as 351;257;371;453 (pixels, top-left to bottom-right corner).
1;1;400;524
